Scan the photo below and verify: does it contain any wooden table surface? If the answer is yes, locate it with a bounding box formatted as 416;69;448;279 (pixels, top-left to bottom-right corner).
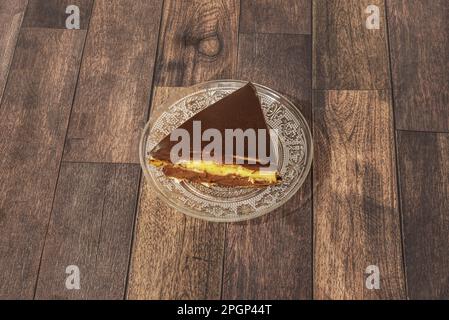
0;0;448;300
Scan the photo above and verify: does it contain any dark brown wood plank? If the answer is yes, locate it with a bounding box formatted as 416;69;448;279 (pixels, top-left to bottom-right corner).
155;0;239;87
127;0;240;299
240;0;311;34
313;90;406;299
313;0;390;90
397;131;449;299
127;88;225;299
22;0;93;29
34;162;140;299
222;33;312;299
237;33;311;119
0;0;27;102
0;29;85;299
387;0;449;132
63;0;163;163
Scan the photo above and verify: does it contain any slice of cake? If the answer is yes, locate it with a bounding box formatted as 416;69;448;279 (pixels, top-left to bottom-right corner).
148;83;281;187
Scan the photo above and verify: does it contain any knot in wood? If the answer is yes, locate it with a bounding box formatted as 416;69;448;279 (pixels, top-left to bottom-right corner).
197;34;220;57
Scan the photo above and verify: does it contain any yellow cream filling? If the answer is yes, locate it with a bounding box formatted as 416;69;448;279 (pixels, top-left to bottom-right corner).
149;159;277;183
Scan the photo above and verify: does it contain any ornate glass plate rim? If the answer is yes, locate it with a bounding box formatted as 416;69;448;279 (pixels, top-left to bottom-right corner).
139;80;313;222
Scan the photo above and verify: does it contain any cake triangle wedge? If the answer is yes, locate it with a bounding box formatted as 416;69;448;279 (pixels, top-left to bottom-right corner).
148;83;281;187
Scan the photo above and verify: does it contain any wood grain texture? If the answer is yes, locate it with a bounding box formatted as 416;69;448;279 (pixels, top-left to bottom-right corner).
222;33;312;299
313;90;406;299
22;0;93;29
127;87;225;300
128;0;241;299
155;0;239;86
240;0;311;34
397;131;449;299
237;33;311;119
63;0;163;163
0;29;85;299
35;162;140;299
387;0;449;132
223;186;312;299
0;0;27;103
313;0;390;90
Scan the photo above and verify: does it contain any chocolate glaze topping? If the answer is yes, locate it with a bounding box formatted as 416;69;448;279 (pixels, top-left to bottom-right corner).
150;82;277;171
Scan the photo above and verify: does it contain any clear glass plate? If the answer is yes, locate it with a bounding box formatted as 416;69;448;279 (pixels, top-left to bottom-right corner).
139;80;313;222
